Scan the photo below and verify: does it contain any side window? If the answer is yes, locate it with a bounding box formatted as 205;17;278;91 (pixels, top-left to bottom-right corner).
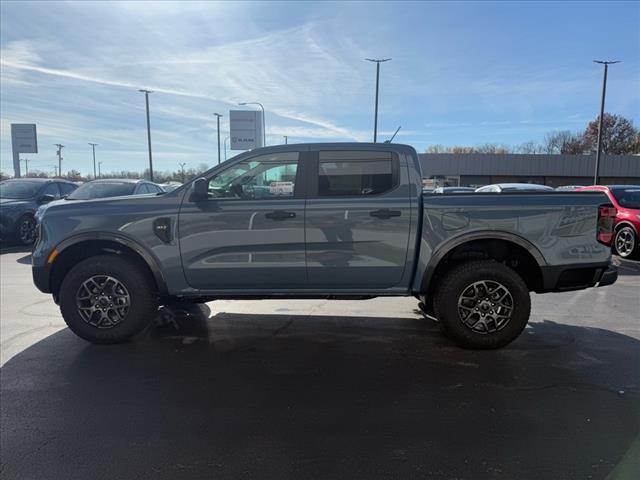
58;183;76;196
137;184;150;194
318;151;395;197
41;183;60;198
208;152;298;200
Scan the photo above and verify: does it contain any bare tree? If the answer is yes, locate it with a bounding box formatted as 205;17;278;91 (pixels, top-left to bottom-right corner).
518;141;543;154
543;130;574;154
426;144;446;153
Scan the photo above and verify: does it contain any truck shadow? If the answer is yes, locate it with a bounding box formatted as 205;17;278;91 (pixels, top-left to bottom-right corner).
2;307;639;480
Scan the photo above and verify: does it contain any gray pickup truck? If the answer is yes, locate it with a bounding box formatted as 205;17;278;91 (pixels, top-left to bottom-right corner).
32;143;618;348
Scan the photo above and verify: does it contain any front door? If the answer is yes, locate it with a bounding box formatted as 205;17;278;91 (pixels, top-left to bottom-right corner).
179;151;306;290
305;149;412;288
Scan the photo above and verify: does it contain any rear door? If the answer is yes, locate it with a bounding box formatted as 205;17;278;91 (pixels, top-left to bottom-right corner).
179;151;307;290
305;149;412;288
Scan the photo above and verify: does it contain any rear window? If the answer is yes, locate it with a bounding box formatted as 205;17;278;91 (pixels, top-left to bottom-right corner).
611;188;640;209
68;182;136;200
318;151;396;197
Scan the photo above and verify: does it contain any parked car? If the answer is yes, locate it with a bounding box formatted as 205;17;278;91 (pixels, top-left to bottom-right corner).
160;182;183;192
576;185;640;259
0;178;77;245
32;143;617;349
476;183;554;193
433;187;476;194
36;178;165;222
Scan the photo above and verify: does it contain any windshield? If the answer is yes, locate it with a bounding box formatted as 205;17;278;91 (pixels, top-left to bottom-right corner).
611;187;640;209
0;181;42;199
67;182;136;200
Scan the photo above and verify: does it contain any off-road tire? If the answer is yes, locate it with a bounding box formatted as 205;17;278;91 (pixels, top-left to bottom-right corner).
59;255;158;344
433;260;531;349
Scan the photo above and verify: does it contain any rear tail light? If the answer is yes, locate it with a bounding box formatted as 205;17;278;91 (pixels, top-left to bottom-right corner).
597;205;616;245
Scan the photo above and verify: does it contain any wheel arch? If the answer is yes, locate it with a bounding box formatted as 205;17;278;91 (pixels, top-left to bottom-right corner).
614;221;638;235
419;232;546;303
49;234;168;298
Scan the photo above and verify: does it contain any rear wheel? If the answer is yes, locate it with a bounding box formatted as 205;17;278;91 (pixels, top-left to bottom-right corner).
614;226;638;259
59;255;158;343
16;214;37;245
434;260;531;349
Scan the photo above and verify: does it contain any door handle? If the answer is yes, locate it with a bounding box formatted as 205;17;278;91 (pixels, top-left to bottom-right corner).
370;208;402;219
265;210;296;221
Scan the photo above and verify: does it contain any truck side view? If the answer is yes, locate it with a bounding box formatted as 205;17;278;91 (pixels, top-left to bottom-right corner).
32;143;618;348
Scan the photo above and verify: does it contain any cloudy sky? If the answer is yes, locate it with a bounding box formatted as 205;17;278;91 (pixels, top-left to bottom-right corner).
1;1;639;176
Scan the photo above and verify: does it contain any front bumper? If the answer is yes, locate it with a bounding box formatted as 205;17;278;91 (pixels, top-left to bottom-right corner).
32;264;52;294
540;262;618;292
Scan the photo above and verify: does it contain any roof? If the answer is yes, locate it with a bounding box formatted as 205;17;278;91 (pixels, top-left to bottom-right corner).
87;178;145;184
1;177;75;184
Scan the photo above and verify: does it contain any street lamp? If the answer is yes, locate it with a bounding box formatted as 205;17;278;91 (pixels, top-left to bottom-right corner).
88;143;98;179
139;89;154;181
54;144;64;178
592;60;621;184
224;136;229;161
213;113;223;164
238;102;266;147
365;58;391;143
283;135;288;145
178;162;187;183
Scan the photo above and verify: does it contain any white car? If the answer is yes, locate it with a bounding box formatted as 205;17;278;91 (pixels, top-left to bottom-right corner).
475;183;554;193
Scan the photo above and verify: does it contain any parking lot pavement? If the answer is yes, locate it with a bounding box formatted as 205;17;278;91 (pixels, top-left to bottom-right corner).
1;249;639;479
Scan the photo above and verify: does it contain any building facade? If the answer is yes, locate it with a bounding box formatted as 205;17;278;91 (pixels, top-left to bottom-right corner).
418;153;640;188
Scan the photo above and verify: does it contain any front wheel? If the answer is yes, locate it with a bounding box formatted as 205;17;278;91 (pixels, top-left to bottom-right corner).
433;260;531;349
16;214;37;245
59;255;159;343
614;226;638;259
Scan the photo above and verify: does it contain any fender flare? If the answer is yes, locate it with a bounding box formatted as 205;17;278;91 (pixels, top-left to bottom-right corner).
615;221;638;235
419;230;547;293
54;232;169;296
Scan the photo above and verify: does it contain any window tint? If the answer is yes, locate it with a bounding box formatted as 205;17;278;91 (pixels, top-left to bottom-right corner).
208;152;298;200
318;153;394;197
58;183;77;195
41;183;61;198
68;182;136;200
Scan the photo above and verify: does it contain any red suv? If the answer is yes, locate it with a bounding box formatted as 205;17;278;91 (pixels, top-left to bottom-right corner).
576;185;640;259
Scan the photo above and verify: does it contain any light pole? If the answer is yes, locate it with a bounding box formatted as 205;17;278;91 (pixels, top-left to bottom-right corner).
21;157;29;176
592;60;621;184
178;162;186;183
365;58;391;143
88;143;98;179
213;113;223;164
54;144;64;177
139;89;154;181
238;102;266;147
98;161;103;178
224;136;229;161
283;135;288;145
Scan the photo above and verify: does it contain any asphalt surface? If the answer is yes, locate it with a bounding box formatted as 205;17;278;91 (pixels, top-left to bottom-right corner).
1;245;639;479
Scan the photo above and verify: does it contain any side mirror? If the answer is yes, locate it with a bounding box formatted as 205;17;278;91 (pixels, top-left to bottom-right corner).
38;194;55;204
192;177;209;201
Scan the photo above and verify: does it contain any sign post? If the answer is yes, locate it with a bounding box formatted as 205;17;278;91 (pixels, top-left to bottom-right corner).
10;124;38;177
229;110;264;151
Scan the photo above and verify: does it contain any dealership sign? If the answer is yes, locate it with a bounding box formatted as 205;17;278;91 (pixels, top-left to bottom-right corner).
11;124;38;177
229;110;263;150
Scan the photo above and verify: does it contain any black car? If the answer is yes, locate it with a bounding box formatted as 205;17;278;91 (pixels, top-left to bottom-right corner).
0;178;78;245
35;178;165;223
